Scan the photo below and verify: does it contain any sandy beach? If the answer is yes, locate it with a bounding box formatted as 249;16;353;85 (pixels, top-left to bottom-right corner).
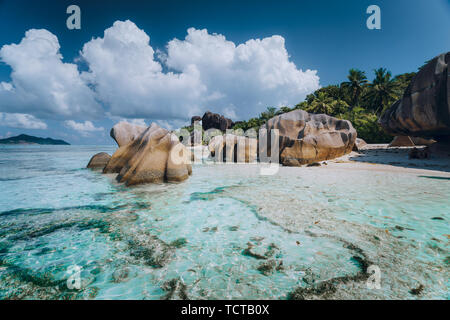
327;144;450;177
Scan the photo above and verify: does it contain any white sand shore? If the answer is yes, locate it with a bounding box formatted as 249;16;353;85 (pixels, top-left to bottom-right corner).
325;144;450;177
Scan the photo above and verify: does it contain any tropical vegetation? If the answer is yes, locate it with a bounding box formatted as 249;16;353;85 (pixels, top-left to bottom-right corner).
232;68;416;143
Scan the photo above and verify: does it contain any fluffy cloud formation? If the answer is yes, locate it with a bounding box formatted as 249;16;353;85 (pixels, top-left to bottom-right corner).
0;29;102;120
0;112;47;129
0;20;319;129
164;28;320;119
65;120;104;135
80;21;205;121
81;21;319;121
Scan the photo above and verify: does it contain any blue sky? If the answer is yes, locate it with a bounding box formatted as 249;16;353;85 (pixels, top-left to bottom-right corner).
0;0;449;144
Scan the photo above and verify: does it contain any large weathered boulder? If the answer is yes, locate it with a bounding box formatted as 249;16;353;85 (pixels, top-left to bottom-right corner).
110;121;147;147
202;111;234;132
87;152;111;170
380;52;450;139
104;123;192;186
262;109;356;166
208;134;257;163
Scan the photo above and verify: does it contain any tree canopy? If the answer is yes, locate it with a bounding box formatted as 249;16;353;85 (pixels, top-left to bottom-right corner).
229;67;417;143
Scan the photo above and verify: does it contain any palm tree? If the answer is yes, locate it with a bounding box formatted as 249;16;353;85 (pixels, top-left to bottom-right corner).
260;107;277;121
306;92;334;114
341;69;368;107
364;68;399;114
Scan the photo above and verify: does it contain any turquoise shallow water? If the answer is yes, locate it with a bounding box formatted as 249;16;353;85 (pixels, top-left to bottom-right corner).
0;145;448;299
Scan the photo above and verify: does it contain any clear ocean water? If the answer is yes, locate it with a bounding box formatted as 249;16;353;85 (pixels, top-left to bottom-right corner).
0;145;448;299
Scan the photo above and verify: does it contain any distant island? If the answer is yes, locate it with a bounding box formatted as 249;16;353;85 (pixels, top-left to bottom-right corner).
0;134;70;145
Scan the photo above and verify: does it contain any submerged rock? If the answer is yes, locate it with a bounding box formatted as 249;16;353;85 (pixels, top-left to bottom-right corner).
409;284;424;295
86;152;111;170
112;267;130;283
257;259;284;276
262;109;356;166
242;242;280;260
409;147;430;159
128;234;174;268
104;123;192;186
380;52;450;140
208;134;257;163
161;278;188;300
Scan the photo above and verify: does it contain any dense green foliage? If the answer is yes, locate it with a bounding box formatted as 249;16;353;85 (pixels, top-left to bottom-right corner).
232;68;416;143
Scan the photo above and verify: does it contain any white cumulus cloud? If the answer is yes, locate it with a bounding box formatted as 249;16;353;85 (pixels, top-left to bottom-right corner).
0;29;102;120
0;112;47;129
0;20;320;129
65;120;104;135
81;20;319;121
80;20;205;121
165;28;320;117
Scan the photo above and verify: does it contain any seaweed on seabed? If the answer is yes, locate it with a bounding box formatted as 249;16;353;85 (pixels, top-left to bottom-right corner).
161;278;189;300
78;219;112;234
0;204;126;218
287;242;372;300
242;242;280;260
257;259;284;276
189;186;227;201
9;221;78;241
170;238;188;248
8;217;113;242
0;260;75;299
287;265;371;300
409;284;424;295
0;241;12;255
127;233;174;268
0;259;100;300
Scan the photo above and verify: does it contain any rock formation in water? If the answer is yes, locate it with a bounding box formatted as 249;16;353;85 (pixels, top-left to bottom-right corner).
262;109;357;166
352;138;367;151
86;152;111;170
380;52;450;141
208;134;257;163
388;136;415;147
388;136;437;148
103;123;192;186
110;121;147;147
202;111;234;132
